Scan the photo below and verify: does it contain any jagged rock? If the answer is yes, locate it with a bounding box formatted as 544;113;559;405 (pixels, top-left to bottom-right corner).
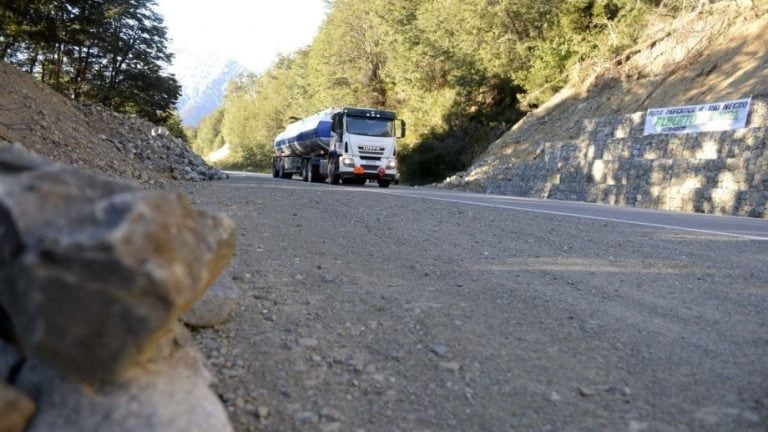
0;340;21;378
16;323;233;432
181;166;202;182
0;383;36;432
183;271;239;328
143;322;214;382
0;148;236;383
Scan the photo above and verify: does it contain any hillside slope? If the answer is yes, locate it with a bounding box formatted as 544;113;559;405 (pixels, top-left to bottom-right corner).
0;62;225;185
490;3;766;160
450;2;767;206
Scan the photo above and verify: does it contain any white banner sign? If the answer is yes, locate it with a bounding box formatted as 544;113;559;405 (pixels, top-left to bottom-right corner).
644;98;751;135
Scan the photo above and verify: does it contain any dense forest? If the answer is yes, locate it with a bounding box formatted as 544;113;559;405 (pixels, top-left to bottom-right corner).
191;0;718;183
0;0;183;131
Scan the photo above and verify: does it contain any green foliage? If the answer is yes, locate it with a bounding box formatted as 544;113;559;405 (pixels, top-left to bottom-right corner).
0;0;180;124
162;111;187;141
193;0;694;183
518;0;659;105
190;107;224;156
183;125;196;143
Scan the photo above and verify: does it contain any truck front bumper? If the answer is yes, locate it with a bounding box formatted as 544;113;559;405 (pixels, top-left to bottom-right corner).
340;170;397;181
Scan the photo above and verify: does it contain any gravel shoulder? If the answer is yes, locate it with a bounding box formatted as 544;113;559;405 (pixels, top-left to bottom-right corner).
179;176;768;432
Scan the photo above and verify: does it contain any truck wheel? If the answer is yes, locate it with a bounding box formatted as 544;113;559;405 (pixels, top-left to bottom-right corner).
377;179;391;188
272;160;280;178
307;163;315;182
328;158;340;185
308;164;321;183
301;160;309;182
278;164;291;179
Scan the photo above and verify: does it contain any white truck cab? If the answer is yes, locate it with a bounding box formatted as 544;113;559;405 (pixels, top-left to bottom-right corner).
328;108;405;187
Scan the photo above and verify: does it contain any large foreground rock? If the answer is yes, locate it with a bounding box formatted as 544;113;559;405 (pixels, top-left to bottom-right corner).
0;339;21;377
0;383;35;432
0;341;33;432
183;271;239;328
16;323;232;432
0;146;236;383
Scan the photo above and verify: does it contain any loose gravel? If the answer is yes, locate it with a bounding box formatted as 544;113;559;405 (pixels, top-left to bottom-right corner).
180;175;768;432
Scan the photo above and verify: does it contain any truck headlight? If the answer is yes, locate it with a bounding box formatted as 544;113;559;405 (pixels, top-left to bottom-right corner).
342;157;355;167
386;159;397;169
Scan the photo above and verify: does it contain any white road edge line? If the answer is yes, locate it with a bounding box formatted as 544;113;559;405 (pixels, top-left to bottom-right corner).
386;192;768;241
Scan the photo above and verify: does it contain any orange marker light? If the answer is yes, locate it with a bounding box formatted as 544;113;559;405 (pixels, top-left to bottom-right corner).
353;166;364;174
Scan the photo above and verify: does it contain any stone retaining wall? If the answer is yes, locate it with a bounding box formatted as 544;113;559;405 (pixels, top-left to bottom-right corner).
452;97;768;217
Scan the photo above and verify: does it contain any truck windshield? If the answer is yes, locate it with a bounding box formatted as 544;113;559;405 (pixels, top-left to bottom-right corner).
346;116;394;137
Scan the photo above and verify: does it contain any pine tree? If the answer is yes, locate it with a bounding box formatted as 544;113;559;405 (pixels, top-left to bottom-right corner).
0;0;180;124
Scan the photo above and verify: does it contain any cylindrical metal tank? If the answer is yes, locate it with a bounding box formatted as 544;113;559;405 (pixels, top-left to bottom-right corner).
273;108;333;157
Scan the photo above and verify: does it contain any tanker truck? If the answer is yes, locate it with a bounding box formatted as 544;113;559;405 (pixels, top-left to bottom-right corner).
272;107;405;188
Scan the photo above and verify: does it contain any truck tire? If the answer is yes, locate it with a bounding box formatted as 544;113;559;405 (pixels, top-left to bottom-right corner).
308;163;321;183
301;160;309;182
278;163;292;179
377;179;391;188
272;160;280;178
328;157;340;185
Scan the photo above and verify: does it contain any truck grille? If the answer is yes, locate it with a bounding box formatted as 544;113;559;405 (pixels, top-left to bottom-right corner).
362;164;381;171
358;146;385;157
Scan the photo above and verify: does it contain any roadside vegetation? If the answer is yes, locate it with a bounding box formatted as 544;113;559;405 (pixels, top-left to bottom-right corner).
0;0;185;137
1;0;748;183
191;0;728;183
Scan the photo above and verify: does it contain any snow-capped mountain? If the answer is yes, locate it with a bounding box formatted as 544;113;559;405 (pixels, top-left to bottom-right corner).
171;49;248;127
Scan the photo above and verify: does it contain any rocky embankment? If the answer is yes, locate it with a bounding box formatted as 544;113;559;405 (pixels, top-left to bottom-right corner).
77;103;230;183
444;99;768;217
0;144;238;430
0;61;226;185
441;3;768;218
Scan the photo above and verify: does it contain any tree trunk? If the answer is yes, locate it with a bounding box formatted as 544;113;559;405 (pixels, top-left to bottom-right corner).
28;52;38;75
0;39;15;61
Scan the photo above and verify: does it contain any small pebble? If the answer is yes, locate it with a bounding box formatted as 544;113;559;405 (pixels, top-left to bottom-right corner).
299;338;319;348
320;407;344;422
295;411;319;424
256;406;270;419
429;343;447;357
438;362;461;371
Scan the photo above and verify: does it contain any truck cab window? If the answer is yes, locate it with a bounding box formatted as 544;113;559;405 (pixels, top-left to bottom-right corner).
346;117;394;137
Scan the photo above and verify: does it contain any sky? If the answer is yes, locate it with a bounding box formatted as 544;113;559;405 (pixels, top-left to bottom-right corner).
156;0;328;73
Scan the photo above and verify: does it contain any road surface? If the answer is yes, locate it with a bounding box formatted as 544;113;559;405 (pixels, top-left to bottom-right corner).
228;171;768;241
183;173;768;432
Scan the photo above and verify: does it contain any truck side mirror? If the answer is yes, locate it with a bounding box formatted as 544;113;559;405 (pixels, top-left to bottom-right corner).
398;119;406;138
331;113;342;134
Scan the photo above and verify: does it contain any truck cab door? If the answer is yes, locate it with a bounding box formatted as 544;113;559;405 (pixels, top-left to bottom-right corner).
331;113;344;153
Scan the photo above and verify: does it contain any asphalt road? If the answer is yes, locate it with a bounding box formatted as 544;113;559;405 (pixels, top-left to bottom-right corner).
378;188;768;241
189;173;768;431
229;172;768;241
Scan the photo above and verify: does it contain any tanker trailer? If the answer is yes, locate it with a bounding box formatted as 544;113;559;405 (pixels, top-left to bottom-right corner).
272;107;405;187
